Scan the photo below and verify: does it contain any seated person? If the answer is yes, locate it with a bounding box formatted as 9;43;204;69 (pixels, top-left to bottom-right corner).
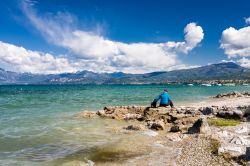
151;89;174;108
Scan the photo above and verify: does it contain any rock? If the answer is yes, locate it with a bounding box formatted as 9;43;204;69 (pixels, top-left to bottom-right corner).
76;111;97;118
143;130;158;137
188;117;211;134
170;125;181;132
174;116;198;125
200;107;216;115
218;146;245;157
247;116;250;122
230;136;250;146
97;106;146;120
147;120;165;130
246;147;250;161
236;126;249;134
97;110;105;116
124;124;146;131
124;113;143;120
244;106;250;117
214;91;245;98
168;112;189;120
143;107;171;122
165;133;187;142
217;109;243;120
216;130;229;138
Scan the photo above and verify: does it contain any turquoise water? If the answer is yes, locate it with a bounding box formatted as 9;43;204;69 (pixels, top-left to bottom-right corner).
0;84;249;165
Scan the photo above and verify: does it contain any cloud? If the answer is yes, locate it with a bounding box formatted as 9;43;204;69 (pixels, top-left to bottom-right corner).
18;0;204;73
0;41;77;74
220;26;250;58
245;17;250;25
237;57;250;68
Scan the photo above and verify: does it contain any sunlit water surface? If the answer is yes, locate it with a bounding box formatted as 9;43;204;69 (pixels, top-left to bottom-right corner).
0;84;249;165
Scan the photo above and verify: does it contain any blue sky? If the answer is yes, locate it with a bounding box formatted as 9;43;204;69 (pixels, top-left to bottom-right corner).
0;0;250;74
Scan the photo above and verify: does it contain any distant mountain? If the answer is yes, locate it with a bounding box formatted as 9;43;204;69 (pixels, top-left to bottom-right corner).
0;62;250;84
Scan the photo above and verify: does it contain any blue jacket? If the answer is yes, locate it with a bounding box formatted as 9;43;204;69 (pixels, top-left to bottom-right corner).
154;92;171;105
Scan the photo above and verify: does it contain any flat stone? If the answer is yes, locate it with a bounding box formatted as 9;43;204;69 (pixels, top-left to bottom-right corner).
143;130;158;137
218;146;245;156
236;126;249;134
230;136;250;146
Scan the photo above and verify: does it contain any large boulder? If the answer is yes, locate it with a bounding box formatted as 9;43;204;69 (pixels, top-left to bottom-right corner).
147;120;165;130
244;106;250;117
215;106;244;120
200;106;217;115
188;117;211;134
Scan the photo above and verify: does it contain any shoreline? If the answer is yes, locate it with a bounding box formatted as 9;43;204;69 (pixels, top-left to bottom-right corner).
75;92;250;166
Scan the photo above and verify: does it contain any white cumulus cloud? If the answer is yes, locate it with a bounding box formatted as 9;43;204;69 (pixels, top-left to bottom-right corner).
0;41;77;74
220;26;250;58
237;57;250;68
16;0;204;73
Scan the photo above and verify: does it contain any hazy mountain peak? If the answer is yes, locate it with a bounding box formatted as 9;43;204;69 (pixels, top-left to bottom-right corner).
0;62;249;84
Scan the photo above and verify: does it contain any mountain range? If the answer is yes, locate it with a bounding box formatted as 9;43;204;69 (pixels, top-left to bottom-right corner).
0;62;250;84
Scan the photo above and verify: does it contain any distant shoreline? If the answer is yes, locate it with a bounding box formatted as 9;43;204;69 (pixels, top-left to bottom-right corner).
0;80;249;86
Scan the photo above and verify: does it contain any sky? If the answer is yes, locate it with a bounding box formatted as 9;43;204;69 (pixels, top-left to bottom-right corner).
0;0;250;74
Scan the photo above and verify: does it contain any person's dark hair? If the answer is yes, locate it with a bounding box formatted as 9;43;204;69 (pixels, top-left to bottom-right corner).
164;88;168;92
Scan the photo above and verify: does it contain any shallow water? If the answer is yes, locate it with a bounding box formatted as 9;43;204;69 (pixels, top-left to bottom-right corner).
0;84;249;165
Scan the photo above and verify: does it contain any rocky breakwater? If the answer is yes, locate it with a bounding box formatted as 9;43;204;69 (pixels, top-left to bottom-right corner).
77;92;250;164
214;91;250;98
94;105;203;132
